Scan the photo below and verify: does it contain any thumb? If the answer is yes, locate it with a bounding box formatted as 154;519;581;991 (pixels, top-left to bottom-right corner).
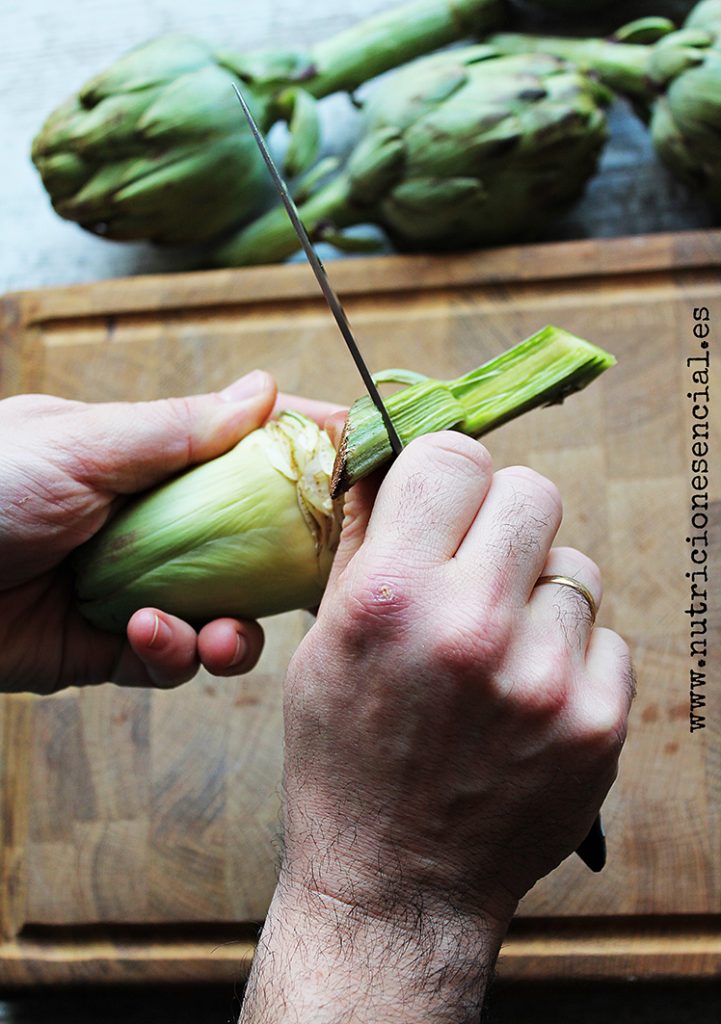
326;472;383;588
73;370;277;494
324;409;382;587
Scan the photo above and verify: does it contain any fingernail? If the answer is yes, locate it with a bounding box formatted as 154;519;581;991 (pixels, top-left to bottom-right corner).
220;370;269;403
148;613;172;651
228;632;247;668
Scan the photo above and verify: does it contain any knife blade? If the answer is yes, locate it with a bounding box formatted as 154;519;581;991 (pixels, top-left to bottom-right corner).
231;84;403;457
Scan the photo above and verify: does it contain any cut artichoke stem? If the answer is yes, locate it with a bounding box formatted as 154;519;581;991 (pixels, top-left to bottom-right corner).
331;325;615;497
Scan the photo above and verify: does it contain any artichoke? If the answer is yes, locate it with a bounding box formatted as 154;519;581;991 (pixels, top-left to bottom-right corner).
74;412;342;630
73;327;615;632
32;37;273;244
210;46;610;265
490;0;721;209
31;0;503;246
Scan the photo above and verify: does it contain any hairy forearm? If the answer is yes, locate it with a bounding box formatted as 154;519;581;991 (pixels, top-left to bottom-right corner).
239;875;510;1023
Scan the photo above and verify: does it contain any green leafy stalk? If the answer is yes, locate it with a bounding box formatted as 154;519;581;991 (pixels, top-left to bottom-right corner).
331;325;615;496
208;167;354;266
487;32;658;105
296;0;503;97
212;171;354;266
489;2;720;111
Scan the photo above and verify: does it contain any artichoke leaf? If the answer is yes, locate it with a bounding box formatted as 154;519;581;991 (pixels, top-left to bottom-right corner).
282;88;321;176
80;35;214;104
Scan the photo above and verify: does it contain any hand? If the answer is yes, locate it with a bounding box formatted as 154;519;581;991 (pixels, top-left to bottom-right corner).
0;372;340;695
285;430;634;915
240;432;634;1022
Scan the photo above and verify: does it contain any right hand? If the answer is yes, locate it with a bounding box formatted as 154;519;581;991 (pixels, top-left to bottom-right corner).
281;432;635;929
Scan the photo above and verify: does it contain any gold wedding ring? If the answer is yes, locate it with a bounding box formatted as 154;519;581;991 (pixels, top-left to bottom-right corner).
535;574;598;622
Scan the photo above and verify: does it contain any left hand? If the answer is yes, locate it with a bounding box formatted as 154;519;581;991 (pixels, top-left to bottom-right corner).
0;371;341;695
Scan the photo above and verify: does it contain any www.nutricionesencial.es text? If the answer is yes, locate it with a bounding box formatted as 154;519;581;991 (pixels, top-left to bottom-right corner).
686;306;711;733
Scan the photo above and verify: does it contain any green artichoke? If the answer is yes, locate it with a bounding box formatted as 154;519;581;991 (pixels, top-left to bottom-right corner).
32;37;272;244
210;46;610;265
72;327;614;631
490;0;721;209
74;412;342;630
31;0;503;246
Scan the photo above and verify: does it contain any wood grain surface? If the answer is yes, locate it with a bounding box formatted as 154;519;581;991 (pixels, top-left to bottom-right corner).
0;231;719;983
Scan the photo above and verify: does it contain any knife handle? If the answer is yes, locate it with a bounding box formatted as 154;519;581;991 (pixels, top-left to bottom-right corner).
575;812;606;872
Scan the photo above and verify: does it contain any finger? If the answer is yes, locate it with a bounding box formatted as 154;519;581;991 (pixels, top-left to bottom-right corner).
528;547;602;654
68;370;278;494
456;465;562;605
273;393;345;426
197;618;265;677
124;608;200;687
324;409;348;450
325;472;384;589
585;627;636;721
362;433;494;565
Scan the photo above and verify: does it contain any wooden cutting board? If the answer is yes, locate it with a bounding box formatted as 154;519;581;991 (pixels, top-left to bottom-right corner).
0;231;719;984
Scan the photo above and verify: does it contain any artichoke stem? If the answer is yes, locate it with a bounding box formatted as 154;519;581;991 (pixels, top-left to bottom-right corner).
306;0;503;98
488;32;655;104
210;173;355;266
331;326;615;496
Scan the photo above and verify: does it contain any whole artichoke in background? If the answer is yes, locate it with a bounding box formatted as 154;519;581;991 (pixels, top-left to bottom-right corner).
490;0;721;209
211;46;610;265
31;0;503;246
32;37;272;244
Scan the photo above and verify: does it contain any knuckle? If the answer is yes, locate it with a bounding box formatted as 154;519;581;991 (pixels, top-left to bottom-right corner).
573;695;629;760
429;628;482;680
339;568;416;643
497;465;563;521
430;606;512;680
510;649;572;718
405;432;493;482
595;627;637;704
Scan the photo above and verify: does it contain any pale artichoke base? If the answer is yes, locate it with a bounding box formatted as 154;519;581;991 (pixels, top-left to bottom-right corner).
73;412;342;632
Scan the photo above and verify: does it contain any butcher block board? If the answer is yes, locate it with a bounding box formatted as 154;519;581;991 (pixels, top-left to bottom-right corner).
0;231;719;985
